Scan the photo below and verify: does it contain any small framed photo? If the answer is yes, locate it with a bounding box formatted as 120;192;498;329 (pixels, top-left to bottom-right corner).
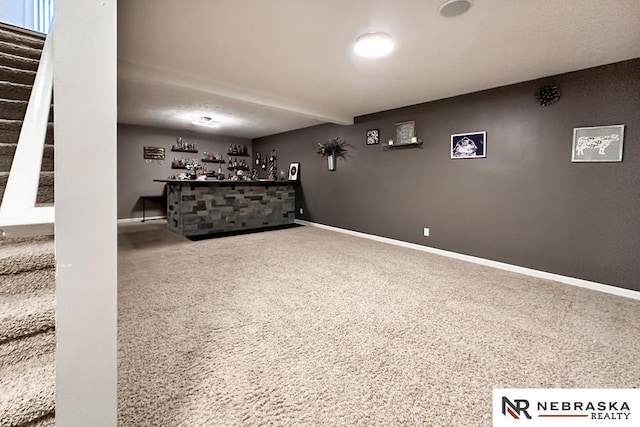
451;131;486;159
572;125;624;162
366;129;379;145
288;162;300;181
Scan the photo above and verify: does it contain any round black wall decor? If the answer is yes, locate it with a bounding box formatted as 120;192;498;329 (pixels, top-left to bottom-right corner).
536;84;561;106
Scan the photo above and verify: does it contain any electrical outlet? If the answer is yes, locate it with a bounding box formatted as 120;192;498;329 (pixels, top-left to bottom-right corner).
299;208;304;214
423;227;430;237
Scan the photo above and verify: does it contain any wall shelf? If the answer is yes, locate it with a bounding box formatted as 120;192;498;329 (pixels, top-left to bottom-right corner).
171;148;198;153
227;153;249;157
383;141;423;151
202;159;225;163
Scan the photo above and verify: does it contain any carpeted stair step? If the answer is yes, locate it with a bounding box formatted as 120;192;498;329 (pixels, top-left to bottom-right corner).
0;292;55;342
0;329;54;369
0;238;54;276
0;41;41;61
0;235;52;247
0;99;53;122
0;27;44;51
0;82;32;102
0;120;54;145
0;65;35;86
20;414;55;427
0;350;54;427
0;267;55;299
0;143;54;172
0;52;39;73
0;171;54;205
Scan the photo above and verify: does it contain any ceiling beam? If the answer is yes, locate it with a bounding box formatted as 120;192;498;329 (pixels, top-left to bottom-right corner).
118;60;354;126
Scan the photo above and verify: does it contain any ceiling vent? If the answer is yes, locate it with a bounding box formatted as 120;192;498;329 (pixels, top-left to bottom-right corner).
439;0;473;18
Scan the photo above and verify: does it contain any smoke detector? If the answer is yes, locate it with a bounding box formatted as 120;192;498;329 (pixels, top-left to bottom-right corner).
439;0;473;18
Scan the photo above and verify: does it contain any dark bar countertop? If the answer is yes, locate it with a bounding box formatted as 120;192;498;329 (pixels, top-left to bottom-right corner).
154;179;297;186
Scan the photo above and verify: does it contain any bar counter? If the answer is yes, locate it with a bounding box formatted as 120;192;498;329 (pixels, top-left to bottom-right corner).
154;179;296;237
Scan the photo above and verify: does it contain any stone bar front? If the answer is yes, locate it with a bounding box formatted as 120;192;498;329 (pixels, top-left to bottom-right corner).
155;180;296;237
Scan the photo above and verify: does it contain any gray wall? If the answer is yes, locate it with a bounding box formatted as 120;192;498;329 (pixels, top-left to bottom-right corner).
253;59;640;292
117;124;251;219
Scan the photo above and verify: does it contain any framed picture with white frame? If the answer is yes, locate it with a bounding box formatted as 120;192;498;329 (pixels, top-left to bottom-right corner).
572;125;624;162
451;131;486;159
288;162;300;181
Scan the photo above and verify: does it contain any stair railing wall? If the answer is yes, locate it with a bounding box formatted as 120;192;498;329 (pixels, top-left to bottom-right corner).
0;23;54;237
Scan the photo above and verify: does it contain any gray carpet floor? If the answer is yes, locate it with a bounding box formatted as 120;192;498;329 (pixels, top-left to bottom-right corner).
118;222;640;426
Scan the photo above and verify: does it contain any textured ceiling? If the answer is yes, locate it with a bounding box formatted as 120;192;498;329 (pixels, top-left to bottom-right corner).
117;0;640;139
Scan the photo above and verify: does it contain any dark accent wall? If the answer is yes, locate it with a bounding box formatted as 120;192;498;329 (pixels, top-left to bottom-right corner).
253;59;640;292
117;124;251;219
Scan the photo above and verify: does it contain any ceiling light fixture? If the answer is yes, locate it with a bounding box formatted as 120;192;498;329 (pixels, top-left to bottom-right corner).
439;0;473;18
192;116;220;128
354;32;394;58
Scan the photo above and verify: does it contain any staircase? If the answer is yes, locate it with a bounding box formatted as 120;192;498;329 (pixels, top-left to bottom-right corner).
0;24;55;427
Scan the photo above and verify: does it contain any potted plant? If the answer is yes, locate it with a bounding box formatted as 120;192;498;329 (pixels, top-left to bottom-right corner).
316;137;349;171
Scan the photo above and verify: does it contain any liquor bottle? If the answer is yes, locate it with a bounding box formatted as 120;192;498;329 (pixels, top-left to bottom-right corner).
255;152;261;165
233;158;238;168
242;144;248;155
261;155;267;170
228;144;233;155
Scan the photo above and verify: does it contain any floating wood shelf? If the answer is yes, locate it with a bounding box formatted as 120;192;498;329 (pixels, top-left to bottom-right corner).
383;141;423;151
227;153;249;157
171;148;198;153
228;166;250;171
202;159;225;163
171;164;188;169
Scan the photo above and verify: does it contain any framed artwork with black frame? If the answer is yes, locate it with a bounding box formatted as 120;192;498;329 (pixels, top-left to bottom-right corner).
288;162;300;180
366;129;379;145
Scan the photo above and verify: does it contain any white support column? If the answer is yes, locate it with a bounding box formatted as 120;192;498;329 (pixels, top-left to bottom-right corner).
54;0;117;425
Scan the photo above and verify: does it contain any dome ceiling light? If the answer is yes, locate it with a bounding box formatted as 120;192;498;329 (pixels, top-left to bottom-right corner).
192;116;220;128
354;32;394;59
439;0;473;18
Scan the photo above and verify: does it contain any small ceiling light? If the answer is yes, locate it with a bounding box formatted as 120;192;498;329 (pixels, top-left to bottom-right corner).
192;116;220;128
354;32;394;58
439;0;473;18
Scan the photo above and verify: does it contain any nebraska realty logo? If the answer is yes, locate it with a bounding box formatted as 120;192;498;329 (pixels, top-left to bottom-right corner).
493;389;640;426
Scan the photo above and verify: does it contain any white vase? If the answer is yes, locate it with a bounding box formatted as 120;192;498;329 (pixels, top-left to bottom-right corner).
327;154;336;171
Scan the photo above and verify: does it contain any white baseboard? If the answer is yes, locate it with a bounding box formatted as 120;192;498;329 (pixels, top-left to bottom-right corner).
117;216;167;224
294;219;640;301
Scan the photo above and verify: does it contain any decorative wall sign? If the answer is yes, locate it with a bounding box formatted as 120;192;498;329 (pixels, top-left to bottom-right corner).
366;129;379;145
143;146;165;160
395;121;416;145
451;131;487;159
288;162;300;180
572;125;624;162
536;84;561;106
